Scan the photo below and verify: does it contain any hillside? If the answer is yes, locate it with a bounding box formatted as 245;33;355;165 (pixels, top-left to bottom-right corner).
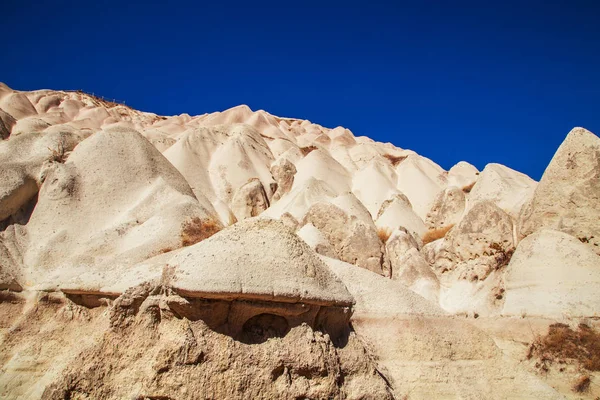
0;82;599;399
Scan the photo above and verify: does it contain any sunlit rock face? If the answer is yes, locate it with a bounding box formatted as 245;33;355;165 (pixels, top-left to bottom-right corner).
1;83;598;400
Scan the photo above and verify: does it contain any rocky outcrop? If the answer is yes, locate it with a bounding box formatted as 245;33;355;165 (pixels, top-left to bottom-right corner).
502;229;600;318
375;193;426;239
425;186;466;230
467;163;537;218
0;84;594;400
301;202;390;276
19;127;221;290
520;127;600;254
447;161;479;189
434;201;515;282
270;157;297;200
0;130;85;223
230;178;270;220
39;284;391;400
324;257;561;400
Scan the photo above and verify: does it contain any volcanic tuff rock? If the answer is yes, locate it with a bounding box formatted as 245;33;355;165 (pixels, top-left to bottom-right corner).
468;162;537;218
425;185;466;230
1;83;599;399
520;127;600;254
502;229;600;318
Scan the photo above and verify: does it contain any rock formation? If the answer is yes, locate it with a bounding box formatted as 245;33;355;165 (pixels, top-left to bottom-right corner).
520;127;600;254
1;83;599;399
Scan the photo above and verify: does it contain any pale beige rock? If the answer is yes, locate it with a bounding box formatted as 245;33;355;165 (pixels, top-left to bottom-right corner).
425;186;466;230
207;124;276;205
420;237;444;265
435;201;515;281
262;177;337;221
324;256;561;400
468;163;537;218
293;148;352;195
395;154;447;220
32;286;390;400
0;92;37;120
270;157;296;200
279;211;299;230
502;229;600;318
393;248;440;302
301;202;389;276
0;130;84;222
169;218;353;306
432;201;516;316
0;109;16;139
385;226;421;259
520;127;600;254
21;127;220;290
296;223;337;258
351;160;400;217
385;228;439;301
375;193;426;239
230;178;270;220
447;160;479;189
0;85;594;400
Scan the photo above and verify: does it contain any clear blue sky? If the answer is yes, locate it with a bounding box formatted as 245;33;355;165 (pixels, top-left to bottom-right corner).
3;0;599;180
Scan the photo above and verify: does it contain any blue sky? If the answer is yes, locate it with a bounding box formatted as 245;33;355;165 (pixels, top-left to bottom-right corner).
3;0;599;180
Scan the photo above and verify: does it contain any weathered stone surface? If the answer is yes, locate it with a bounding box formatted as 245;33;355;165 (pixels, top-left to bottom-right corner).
425;186;466;230
301;202;390;276
230;178;270;220
435;201;515;282
447;161;479;189
467;163;537;218
0;84;587;400
503;229;600;318
270;157;297;200
392;248;439;303
376;193;426;239
520;127;600;254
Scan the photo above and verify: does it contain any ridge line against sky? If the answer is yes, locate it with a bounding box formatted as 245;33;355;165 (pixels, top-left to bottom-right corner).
3;0;599;180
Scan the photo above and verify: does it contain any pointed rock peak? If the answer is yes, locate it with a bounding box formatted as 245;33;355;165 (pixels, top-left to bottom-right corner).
449;161;479;174
564;126;599;144
480;163;536;182
520;127;600;253
224;104;253;115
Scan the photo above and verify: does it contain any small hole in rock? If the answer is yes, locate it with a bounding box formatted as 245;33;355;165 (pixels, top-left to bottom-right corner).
241;313;290;344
